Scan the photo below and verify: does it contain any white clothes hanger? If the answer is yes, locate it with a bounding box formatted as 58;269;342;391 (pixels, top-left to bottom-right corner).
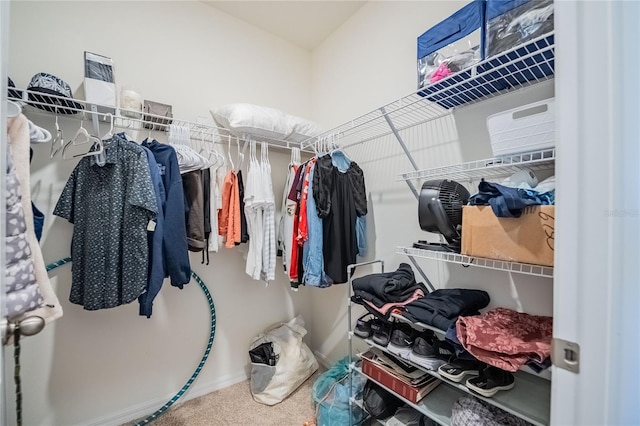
227;135;235;171
102;113;114;140
197;128;209;163
7;100;21;118
261;141;268;165
291;146;301;164
198;128;222;169
71;115;92;146
170;124;210;172
236;137;246;171
73;133;104;159
28;120;52;144
63;115;103;159
329;132;350;162
50;114;64;159
212;137;225;168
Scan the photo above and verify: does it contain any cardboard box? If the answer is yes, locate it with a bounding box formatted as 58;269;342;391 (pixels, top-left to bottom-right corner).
461;205;555;266
361;358;441;403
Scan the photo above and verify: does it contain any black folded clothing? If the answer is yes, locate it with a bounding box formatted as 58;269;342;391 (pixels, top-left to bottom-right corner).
352;263;428;308
402;288;490;331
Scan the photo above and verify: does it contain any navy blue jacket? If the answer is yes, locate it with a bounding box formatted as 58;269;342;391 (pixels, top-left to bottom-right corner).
142;139;191;289
137;144;166;317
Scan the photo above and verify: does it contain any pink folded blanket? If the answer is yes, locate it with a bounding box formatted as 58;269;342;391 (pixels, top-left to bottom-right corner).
456;307;553;372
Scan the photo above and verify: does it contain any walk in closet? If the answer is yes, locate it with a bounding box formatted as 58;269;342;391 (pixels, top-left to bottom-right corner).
1;1;638;426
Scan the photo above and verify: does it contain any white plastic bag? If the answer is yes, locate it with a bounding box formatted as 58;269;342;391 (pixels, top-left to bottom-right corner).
249;315;318;405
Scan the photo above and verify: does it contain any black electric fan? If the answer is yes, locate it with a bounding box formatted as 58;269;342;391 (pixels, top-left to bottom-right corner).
415;179;470;252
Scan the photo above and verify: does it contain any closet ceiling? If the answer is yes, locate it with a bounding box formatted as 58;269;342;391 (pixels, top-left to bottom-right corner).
202;1;366;50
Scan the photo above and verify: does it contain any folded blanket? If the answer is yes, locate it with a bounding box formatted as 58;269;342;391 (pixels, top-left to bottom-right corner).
456;307;553;372
363;288;425;316
402;288;490;331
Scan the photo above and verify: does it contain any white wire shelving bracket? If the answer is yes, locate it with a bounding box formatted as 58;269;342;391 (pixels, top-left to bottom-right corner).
397;246;554;278
302;32;554;153
398;147;556;182
8;89;311;152
302;32;555;197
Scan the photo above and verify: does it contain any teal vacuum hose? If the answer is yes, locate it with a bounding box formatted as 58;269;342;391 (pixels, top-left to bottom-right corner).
46;257;216;425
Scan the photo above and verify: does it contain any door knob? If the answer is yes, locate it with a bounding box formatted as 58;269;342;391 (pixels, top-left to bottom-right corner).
1;316;46;345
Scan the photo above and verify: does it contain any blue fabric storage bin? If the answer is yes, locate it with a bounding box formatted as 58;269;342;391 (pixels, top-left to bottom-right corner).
485;0;554;58
417;0;486;91
486;0;532;20
480;32;554;90
419;33;554;109
417;0;485;60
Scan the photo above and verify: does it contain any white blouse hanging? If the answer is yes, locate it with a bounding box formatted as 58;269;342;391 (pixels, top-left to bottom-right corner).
244;140;265;280
260;142;276;282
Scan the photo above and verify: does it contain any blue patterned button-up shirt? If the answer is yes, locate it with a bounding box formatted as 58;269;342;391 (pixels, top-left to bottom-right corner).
54;136;158;310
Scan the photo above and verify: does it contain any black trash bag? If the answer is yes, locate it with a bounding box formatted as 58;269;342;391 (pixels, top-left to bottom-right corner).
249;342;278;366
363;380;404;419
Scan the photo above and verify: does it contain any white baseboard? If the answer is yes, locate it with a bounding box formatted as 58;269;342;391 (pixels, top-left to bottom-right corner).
88;370;249;426
314;350;332;369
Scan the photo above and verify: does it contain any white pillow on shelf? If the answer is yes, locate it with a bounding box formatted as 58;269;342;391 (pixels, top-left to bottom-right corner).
285;114;323;143
210;103;292;140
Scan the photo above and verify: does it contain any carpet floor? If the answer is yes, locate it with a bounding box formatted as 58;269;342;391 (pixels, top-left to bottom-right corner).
142;373;318;426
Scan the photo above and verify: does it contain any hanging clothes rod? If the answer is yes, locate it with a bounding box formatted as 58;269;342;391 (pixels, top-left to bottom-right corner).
9;89;312;152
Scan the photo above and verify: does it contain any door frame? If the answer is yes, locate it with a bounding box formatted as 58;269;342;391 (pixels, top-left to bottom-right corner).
1;0;10;423
553;1;640;424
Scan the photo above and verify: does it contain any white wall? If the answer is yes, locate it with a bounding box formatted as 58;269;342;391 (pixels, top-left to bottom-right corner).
5;2;313;425
4;1;559;424
309;1;554;364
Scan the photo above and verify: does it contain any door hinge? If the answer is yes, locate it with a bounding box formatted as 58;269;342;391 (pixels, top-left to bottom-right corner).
551;337;580;373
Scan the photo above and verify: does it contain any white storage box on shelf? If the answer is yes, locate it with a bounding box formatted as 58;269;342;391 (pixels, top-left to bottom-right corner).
487;98;555;157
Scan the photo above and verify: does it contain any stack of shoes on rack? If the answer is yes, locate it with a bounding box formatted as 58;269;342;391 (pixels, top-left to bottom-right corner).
371;320;392;346
386;406;436;426
438;360;516;397
465;366;515;397
354;313;393;347
385;323;456;371
438;359;486;383
386;323;418;359
408;330;453;371
354;313;376;339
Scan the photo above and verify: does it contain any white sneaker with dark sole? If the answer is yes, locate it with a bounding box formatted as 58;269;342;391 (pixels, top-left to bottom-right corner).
465;367;516;397
386;342;413;360
438;360;484;383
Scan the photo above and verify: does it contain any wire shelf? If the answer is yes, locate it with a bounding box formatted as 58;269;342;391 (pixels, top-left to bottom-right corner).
8;89;309;152
302;32;554;150
397;246;554;278
358;337;550;426
398;148;555;182
390;313;446;336
353;366;462;426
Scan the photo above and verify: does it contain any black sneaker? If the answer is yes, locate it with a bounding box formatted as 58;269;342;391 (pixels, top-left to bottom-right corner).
371;320;392;347
354;313;375;339
438;359;485;383
387;323;417;359
465;366;515;397
409;332;445;371
432;339;456;360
